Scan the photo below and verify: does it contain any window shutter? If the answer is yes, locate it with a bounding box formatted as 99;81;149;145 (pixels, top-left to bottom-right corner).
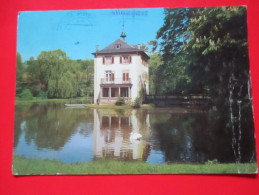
123;73;125;81
120;56;122;64
126;73;129;81
112;56;114;64
129;56;132;63
111;73;114;81
103;56;105;64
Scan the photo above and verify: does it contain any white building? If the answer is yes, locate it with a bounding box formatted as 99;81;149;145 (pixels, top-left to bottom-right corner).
92;32;149;105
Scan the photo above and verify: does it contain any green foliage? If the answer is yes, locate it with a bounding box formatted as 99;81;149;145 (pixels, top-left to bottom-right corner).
132;96;141;108
155;7;250;99
206;159;219;165
16;52;25;96
16;50;94;99
149;8;194;95
148;53;164;95
16;53;23;75
77;59;94;97
20;89;33;100
157;8;192;61
115;97;125;106
155;7;253;163
36;91;47;98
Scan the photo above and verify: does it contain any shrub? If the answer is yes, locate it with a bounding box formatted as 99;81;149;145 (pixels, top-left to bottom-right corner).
205;159;218;165
29;86;40;97
115;97;125;106
132;96;141;108
37;91;47;99
20;89;33;100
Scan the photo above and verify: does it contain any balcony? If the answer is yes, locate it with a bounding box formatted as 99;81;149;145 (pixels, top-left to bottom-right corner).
101;78;131;85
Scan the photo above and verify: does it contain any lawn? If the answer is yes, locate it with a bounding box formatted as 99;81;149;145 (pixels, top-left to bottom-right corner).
12;155;257;175
15;97;93;104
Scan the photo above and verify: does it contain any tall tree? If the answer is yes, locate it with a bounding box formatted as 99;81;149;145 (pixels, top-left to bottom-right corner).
156;6;255;162
155;8;192;95
16;52;24;95
23;50;94;98
156;8;192;62
148;53;164;95
77;59;94;97
185;7;250;103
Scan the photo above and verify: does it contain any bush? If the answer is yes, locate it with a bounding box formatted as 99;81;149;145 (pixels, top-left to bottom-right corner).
115;97;125;106
29;86;40;97
132;96;141;108
205;159;218;165
36;91;47;99
20;89;33;100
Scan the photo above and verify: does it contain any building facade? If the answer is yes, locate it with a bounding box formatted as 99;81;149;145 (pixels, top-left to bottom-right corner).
92;33;149;105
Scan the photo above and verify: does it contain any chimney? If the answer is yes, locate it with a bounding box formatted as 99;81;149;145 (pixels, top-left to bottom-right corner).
96;45;99;52
137;44;141;49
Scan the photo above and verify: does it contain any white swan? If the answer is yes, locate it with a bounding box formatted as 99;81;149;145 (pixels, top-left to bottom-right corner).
130;132;142;140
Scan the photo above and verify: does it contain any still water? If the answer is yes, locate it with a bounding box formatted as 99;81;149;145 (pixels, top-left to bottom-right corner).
14;103;256;164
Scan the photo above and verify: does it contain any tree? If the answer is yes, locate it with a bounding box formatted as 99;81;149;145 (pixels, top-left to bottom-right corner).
185;7;250;102
156;6;254;163
185;7;252;162
156;8;192;62
28;49;80;98
155;7;250;98
148;53;163;95
77;59;94;97
154;8;192;95
16;52;25;96
22;50;94;98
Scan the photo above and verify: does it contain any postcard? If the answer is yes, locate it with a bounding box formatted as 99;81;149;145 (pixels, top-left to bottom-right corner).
13;7;257;175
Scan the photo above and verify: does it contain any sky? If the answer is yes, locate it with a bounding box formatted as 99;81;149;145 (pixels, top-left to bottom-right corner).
17;8;165;62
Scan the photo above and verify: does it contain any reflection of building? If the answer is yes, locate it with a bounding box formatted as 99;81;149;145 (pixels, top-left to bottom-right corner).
93;109;150;161
92;31;149;105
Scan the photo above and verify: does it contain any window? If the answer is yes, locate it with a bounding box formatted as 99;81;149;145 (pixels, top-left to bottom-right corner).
121;117;130;130
122;70;130;83
120;55;131;64
103;148;115;157
103;56;114;65
105;71;114;82
111;116;119;129
123;73;129;82
120;150;133;160
115;44;121;49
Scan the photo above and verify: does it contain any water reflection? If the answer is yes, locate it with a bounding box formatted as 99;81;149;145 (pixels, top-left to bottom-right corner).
94;109;151;161
14;103;94;163
14;103;256;164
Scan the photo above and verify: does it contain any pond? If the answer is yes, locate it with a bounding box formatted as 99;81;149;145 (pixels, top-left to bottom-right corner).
13;102;256;164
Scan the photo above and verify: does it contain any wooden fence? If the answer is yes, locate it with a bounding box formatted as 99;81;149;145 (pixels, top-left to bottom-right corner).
144;94;211;107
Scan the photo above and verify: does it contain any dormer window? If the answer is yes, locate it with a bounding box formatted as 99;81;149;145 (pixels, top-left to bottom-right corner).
120;55;132;64
103;56;114;65
115;44;121;49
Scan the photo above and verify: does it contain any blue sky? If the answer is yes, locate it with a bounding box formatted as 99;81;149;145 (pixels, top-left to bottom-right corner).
17;8;165;62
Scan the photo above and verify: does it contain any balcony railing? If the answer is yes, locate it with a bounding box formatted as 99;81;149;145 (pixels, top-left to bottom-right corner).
101;78;131;84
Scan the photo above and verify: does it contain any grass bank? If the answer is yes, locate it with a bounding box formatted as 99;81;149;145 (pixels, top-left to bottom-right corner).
85;104;133;109
15;97;92;105
13;155;257;175
85;104;154;109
